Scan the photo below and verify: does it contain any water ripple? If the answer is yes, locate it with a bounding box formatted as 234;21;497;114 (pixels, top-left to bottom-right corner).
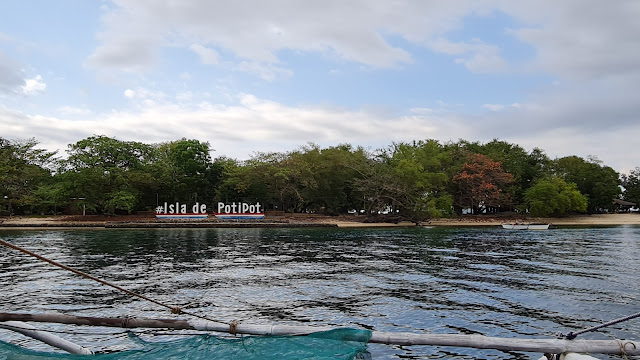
1;226;639;359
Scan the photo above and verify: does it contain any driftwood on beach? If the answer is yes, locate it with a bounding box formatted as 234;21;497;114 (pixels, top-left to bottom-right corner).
1;312;639;356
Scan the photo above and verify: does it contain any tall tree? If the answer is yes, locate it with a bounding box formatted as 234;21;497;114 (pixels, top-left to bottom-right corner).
553;156;620;213
351;158;408;217
155;138;217;205
621;167;640;206
60;135;155;214
293;144;369;215
384;140;453;219
524;177;587;216
0;137;58;215
221;151;302;212
452;153;514;214
480;140;551;206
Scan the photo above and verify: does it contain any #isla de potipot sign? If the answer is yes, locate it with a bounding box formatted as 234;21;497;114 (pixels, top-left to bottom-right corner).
213;202;264;220
155;202;264;220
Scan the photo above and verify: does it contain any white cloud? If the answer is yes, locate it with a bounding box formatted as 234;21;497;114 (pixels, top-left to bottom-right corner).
482;103;521;111
189;44;219;65
2;86;639;172
123;87;166;103
57;106;92;116
483;104;505;112
501;1;640;81
86;1;487;73
234;61;293;81
21;75;46;95
5;0;640;175
0;93;461;160
430;37;508;73
83;0;640;84
176;91;193;102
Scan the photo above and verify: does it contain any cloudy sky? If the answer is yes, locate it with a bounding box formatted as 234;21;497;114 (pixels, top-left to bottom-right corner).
1;0;639;173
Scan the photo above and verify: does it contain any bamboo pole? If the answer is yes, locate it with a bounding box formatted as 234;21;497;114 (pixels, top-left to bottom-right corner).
1;312;639;356
0;321;93;355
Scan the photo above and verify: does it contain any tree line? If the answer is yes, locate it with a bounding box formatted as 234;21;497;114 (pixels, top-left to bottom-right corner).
1;135;638;220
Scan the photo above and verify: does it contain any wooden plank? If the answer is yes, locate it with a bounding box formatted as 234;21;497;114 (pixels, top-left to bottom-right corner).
1;312;639;355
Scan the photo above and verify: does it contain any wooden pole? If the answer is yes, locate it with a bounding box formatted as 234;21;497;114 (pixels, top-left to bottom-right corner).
1;312;639;356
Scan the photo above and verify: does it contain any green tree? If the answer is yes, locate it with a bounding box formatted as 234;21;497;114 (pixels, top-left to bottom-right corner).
221;151;301;212
622;167;640;206
153;138;217;206
446;139;551;209
351;158;407;217
553;156;620;213
0;137;58;215
524;177;587;216
384;140;453;219
480;140;551;206
213;157;244;203
60;135;155;214
293;144;369;215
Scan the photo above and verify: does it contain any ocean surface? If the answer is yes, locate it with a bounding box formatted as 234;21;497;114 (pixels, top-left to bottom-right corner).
1;226;639;359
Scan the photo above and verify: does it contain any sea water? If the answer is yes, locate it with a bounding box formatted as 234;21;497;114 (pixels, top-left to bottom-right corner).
1;226;639;359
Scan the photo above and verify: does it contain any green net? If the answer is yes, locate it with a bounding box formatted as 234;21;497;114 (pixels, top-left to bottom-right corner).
0;328;372;360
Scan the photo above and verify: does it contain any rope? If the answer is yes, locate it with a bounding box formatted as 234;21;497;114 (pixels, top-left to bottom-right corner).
0;238;230;329
616;339;632;360
564;311;640;340
229;320;239;336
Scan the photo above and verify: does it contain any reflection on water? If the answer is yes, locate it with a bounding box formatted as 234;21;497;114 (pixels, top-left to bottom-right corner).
1;226;639;359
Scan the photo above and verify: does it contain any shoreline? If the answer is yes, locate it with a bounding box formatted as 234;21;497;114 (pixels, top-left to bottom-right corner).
1;213;639;229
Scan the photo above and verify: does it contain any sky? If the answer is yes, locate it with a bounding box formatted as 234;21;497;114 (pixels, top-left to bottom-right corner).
1;0;639;174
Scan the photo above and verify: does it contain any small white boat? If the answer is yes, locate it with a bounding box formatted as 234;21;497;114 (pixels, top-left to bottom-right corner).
501;223;549;230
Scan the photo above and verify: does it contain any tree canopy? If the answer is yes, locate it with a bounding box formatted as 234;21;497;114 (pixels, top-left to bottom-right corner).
622;167;640;207
553;156;621;213
524;177;588;217
452;153;514;214
0;135;633;219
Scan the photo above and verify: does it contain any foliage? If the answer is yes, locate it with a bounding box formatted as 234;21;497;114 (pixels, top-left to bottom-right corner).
524;177;588;216
452;153;514;214
445;139;551;209
383;140;453;219
291;144;369;215
553;156;621;213
621;167;640;206
105;190;137;214
1;135;635;217
154;138;217;205
59;135;155;214
0;137;57;215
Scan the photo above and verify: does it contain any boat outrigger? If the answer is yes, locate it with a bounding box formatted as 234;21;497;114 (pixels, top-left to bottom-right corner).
1;312;638;359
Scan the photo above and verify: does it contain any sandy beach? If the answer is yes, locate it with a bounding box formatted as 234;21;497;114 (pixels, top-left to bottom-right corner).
1;213;639;228
329;213;640;227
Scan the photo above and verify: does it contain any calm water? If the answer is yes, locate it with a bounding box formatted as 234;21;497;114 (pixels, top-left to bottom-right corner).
1;226;639;359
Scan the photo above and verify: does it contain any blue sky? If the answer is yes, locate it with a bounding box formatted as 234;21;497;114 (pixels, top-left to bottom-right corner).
1;1;639;173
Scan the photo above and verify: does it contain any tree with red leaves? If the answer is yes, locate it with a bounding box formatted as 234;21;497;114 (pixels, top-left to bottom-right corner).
452;153;514;214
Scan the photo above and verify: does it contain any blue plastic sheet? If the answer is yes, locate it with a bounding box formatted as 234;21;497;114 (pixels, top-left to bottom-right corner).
0;328;372;360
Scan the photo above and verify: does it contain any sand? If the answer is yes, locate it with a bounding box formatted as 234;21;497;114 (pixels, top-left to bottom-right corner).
1;213;639;228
